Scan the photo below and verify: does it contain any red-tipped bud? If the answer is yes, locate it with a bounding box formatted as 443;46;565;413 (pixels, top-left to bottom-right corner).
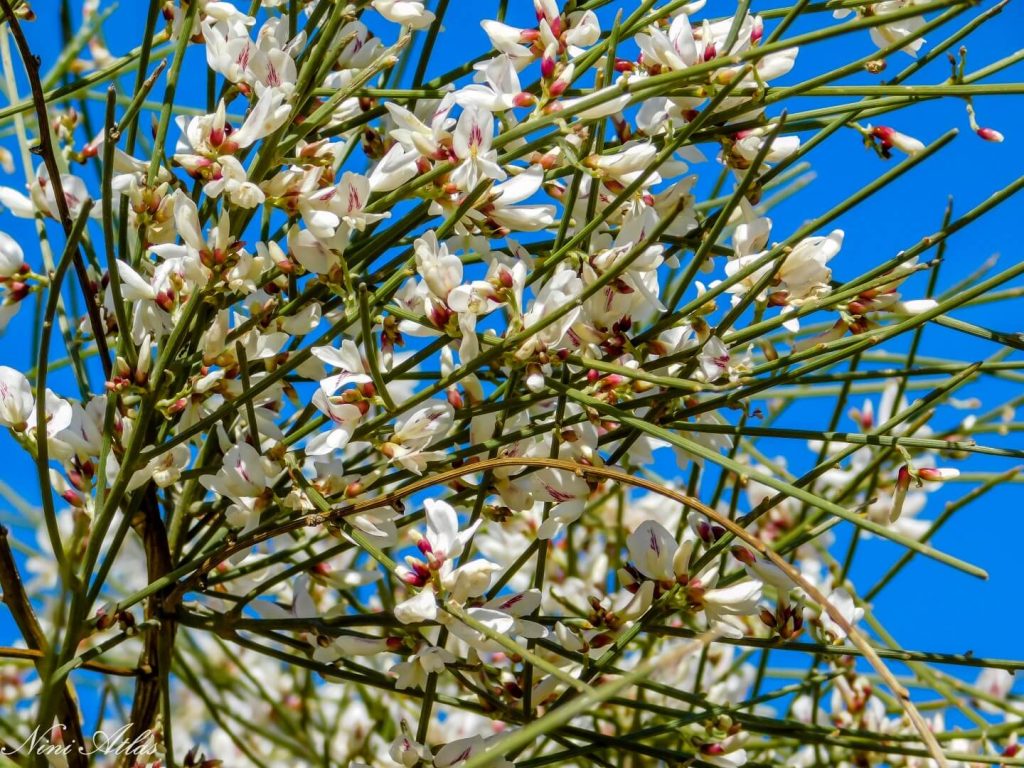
918;467;960;482
446;387;463;409
750;18;764;44
731;547;755;565
890;465;911;523
167;397;189;415
976;127;1004;143
541;44;557;79
697;521;713;542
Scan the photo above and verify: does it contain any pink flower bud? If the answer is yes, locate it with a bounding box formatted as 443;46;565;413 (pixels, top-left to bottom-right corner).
870;125;924;155
918;467;960;482
976;127;1004;143
890;465;911;523
750;18;764;44
513;92;536;108
541;44;557;79
731;547;755;565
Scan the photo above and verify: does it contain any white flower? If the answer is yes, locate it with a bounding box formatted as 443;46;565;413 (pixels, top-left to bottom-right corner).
974;668;1016;714
421;498;479;564
481;20;532;61
485;165;556;233
414;231;462;301
306;390;362;456
199;442;267;503
394;587;438;624
231;88;292;148
0;166;97;221
516;268;584;362
455;54;526;112
814;586;863;644
372;0;435;29
383;402;454;474
703;580;763;639
835;1;926;56
451;107;506;190
626;520;679;583
0;366;35;430
434;736;512;768
635;14;702;72
443;559;501;603
589;143;660;185
312;340;372;395
0;231;24;278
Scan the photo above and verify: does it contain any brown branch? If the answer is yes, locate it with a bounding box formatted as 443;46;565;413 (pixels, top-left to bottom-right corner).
0;0;112;379
121;484;176;768
0;527;87;766
0;645;139;677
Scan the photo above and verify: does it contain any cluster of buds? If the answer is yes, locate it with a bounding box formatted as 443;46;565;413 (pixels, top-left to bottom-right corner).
400;533;447;589
586;594;629;634
326;382;377;418
759;602;804;640
94;604;139;636
689;715;748;767
107;343;155;392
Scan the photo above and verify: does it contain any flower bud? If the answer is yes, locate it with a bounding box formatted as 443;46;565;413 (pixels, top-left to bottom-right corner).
976;127;1004;143
918;467;960;482
890;465;910;522
870;125;924;156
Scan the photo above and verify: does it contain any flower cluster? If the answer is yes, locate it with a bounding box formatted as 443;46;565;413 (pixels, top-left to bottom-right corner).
0;1;1019;767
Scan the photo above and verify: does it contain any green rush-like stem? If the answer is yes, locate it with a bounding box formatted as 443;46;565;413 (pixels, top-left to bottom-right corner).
358;283;398;413
557;384;987;579
865;465;1023;601
33;201;93;581
642;128;959;347
0;2;112;379
458;632;718;768
101;87;134;367
145;0;196;185
0;40;173;126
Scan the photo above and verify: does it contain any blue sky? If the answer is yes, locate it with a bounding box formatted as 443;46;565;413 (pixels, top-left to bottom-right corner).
0;0;1021;720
